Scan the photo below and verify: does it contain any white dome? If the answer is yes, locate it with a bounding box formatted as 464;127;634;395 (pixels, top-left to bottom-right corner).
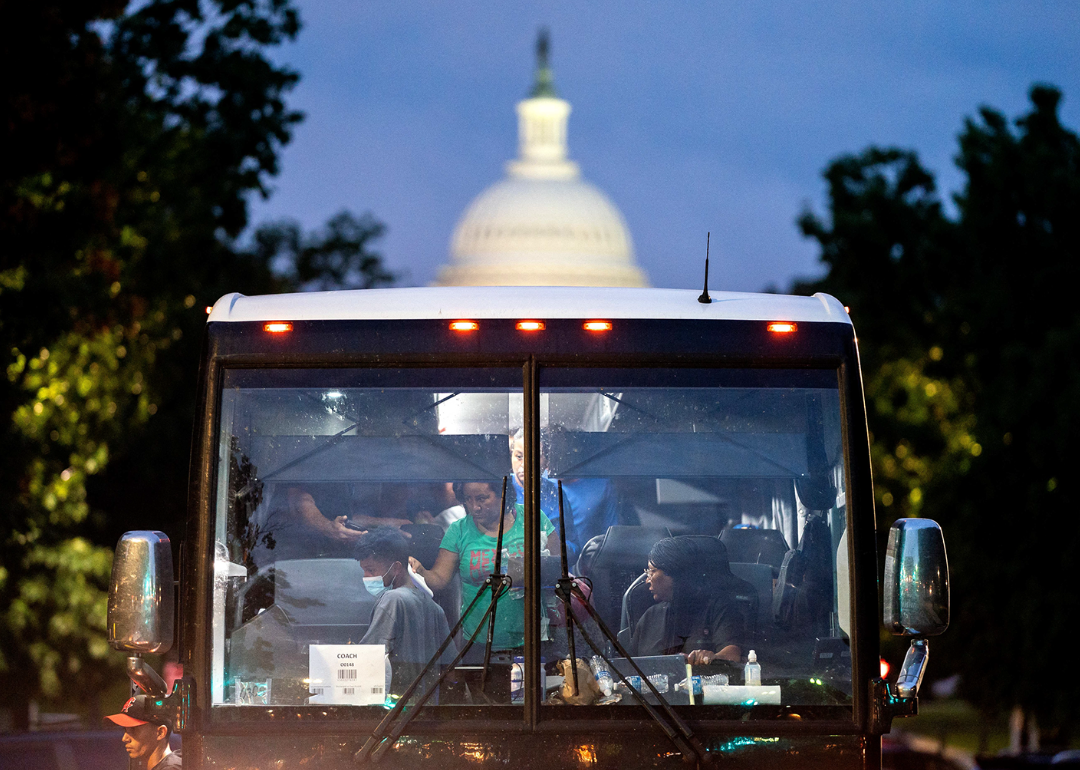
434;34;648;288
439;176;646;287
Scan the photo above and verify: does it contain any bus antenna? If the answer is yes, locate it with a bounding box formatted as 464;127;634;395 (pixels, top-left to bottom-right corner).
697;232;712;304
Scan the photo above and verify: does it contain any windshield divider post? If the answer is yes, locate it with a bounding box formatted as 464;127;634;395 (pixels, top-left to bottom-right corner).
480;476;510;694
555;480;578;697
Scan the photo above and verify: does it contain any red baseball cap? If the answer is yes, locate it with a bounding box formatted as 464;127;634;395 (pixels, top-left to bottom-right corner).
104;695;169;730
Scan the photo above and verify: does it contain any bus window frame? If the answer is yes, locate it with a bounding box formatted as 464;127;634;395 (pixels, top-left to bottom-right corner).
185;318;876;737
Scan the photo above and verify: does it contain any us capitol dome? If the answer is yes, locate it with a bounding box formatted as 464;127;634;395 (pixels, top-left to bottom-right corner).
434;32;649;288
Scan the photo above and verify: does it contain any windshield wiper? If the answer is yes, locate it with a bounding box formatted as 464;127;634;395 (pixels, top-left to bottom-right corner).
552;482;710;766
355;477;513;765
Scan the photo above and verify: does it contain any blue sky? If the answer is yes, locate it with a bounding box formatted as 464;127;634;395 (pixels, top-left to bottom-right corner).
247;1;1080;292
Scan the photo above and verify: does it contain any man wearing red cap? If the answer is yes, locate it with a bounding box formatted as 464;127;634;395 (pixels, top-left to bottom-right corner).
104;695;181;770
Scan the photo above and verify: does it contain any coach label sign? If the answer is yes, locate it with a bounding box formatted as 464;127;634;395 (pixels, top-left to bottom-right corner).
308;644;385;705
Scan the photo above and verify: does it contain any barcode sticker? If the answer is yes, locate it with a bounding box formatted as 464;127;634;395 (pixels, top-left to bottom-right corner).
308;644;385;706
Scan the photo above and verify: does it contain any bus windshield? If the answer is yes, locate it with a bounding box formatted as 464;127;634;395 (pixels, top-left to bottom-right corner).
212;364;852;716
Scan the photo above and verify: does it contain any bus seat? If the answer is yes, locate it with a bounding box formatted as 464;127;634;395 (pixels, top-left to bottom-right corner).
234;558;378;644
583;525;669;630
729;562;773;636
720;528;789;578
274;558;377;633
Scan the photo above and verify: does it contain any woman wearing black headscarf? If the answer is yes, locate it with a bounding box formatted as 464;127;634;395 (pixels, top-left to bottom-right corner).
630;536;747;665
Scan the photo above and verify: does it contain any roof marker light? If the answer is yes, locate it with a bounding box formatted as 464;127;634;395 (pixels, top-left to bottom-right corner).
264;321;293;333
449;320;479;332
767;321;798;334
583;321;613;332
205;306;213;315
516;320;545;331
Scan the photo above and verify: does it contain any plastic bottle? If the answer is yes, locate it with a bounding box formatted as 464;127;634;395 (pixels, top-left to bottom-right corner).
616;675;642;693
744;650;761;686
384;655;393;702
674;676;703;696
511;656;524;703
590;655;613;696
646;673;669;693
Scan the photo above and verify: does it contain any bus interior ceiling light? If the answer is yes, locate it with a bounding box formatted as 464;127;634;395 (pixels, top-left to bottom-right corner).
516;320;546;331
449;320;480;332
583;321;613;332
767;321;798;334
263;322;293;333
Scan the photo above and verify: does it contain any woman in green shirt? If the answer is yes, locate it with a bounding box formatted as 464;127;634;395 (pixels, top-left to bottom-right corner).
410;480;558;650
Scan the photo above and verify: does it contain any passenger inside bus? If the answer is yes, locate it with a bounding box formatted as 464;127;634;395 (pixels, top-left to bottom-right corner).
356;528;456;698
410;480;558;653
509;428;618;560
626;536;747;664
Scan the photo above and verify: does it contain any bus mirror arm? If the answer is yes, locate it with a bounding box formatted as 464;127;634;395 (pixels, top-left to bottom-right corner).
895;638;928;700
127;654;169;698
869;638;929;733
869;667;920;734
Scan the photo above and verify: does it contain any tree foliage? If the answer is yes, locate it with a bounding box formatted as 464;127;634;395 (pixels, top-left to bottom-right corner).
1;0;391;727
795;85;1080;736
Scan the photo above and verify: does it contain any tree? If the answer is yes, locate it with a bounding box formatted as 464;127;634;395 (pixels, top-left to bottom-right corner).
795;85;1080;740
1;0;391;728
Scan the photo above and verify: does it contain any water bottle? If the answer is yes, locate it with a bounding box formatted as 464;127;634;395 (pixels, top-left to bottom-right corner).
675;676;703;696
616;675;643;693
511;656;524;703
744;650;761;686
646;673;669;693
384;655;393;703
590;656;613;696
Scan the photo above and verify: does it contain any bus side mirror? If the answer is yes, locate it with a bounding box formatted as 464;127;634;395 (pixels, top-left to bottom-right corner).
883;518;950;637
882;518;949;706
108;531;175;696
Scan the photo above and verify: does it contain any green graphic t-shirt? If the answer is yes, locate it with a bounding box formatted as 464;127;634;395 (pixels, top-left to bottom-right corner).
439;504;554;650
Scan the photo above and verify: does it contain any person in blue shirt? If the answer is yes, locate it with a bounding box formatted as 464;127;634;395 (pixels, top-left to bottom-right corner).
510;429;619;559
509;429;578;558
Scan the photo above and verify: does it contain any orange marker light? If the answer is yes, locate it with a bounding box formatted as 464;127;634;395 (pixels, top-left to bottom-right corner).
449;320;479;332
205;306;213;315
583;321;613;332
516;320;546;331
264;321;293;333
767;321;798;334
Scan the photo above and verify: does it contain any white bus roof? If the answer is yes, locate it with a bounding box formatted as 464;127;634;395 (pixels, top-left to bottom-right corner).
207;287;850;325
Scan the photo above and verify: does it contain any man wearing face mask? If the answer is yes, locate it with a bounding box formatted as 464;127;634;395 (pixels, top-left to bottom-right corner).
358;528;455;698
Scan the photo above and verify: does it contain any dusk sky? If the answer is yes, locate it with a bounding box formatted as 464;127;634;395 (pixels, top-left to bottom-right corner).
246;2;1080;293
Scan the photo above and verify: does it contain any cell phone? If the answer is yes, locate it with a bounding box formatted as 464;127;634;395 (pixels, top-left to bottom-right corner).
342;520;366;532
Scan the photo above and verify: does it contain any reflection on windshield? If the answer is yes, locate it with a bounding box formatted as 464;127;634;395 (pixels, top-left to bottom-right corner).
211;367;852;714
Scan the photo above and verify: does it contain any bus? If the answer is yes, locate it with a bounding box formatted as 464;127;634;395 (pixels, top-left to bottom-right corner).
106;286;949;770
